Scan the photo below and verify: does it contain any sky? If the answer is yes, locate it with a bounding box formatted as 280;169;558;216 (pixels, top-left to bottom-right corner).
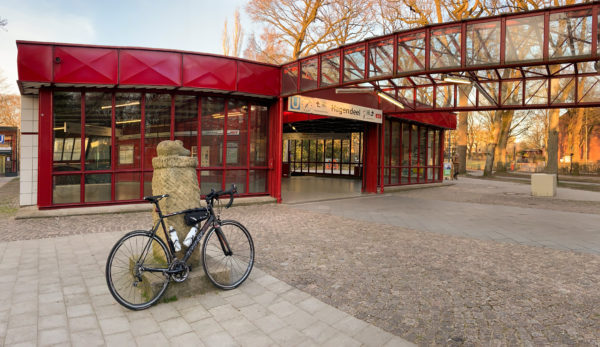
0;0;257;94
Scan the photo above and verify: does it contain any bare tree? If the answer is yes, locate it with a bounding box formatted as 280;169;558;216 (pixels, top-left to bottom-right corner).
222;8;244;57
0;72;20;127
0;17;7;31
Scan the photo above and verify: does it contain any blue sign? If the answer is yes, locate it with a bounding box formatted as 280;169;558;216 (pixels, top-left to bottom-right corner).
0;135;4;144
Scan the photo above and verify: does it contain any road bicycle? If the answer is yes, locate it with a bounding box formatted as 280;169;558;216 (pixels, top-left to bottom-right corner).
105;184;254;310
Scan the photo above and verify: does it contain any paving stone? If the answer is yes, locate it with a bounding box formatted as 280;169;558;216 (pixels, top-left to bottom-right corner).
313;305;348;326
7;312;37;329
208;304;240;322
301;320;338;344
68;315;99;332
224;292;254;309
38;327;69;346
190;317;224;336
158;317;193;338
200;331;239;347
332;314;370;337
239;303;269;321
179;304;211;323
268;300;298;318
355;324;394;347
323;332;362;347
219;315;257;337
235;329;276;347
66;303;93;318
170;331;204;346
150;302;181;322
134;331;170;347
253;313;287;335
38;302;66;316
99;316;130;335
283;308;318;331
270;326;307;346
4;325;37;345
129;317;161;336
104;331;136;347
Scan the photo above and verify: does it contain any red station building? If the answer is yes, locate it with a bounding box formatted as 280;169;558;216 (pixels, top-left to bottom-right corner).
16;41;454;208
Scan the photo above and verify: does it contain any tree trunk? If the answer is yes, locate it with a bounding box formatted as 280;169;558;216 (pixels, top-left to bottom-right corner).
544;108;560;174
457;112;468;174
494;111;513;172
483;110;503;176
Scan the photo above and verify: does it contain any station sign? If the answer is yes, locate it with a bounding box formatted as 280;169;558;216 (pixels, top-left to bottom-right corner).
287;95;382;124
0;135;4;144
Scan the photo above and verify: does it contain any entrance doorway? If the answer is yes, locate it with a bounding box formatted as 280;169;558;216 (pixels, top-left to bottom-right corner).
281;118;365;203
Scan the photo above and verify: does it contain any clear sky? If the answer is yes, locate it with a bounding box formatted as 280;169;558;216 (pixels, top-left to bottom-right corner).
0;0;255;94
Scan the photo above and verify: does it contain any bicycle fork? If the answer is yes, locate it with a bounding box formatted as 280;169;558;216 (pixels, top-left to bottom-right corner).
215;226;233;256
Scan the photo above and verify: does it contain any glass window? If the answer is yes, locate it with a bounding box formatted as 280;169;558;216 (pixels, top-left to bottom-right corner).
506;15;544;62
116;172;140;201
225;170;247;194
226;100;248;167
436;85;454;108
249;170;267;193
282;64;298;94
145;93;172;170
174;95;198;156
53;174;80;204
502;80;523;105
410;125;418;166
384;120;390;166
250;105;268;167
85;92;112;170
84;173;111;202
343;45;366;82
143;172;153;197
391;122;400;166
525;79;548;104
428;130;434;166
300;57;318;91
466;21;500;66
551;77;575;104
115;93;141;169
402;124;410;166
430;26;461;68
549;10;592;59
321;52;340;87
53;92;81;171
419;127;427;166
369;38;394;78
200;97;225;167
398;32;426;73
200;170;222;194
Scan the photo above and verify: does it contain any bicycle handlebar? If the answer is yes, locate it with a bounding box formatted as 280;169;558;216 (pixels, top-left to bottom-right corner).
206;184;237;208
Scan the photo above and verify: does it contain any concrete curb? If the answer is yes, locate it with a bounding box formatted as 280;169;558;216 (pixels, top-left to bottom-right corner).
15;196;277;219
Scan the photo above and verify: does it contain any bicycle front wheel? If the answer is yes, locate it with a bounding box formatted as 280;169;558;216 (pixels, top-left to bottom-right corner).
105;231;171;310
202;220;254;289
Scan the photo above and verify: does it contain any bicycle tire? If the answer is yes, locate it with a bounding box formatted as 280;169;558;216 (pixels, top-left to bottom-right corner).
202;220;254;290
105;230;172;310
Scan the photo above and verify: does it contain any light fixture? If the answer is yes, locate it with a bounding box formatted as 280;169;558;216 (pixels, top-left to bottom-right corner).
376;91;404;109
441;74;471;85
291;125;298;132
116;119;141;124
101;101;140;110
335;87;375;94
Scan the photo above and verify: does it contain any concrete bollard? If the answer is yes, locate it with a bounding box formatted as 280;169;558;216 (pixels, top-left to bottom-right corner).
531;173;557;197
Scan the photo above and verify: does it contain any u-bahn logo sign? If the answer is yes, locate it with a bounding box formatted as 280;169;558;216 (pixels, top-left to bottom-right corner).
288;95;382;124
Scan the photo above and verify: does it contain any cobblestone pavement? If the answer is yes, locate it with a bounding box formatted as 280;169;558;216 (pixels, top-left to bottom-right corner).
1;178;600;345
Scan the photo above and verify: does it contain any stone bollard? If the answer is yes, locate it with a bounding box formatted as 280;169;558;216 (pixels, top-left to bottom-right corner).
531;173;557;197
151;140;202;265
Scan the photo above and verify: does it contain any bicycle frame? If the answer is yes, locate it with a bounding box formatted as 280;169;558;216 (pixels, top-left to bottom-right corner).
138;201;231;275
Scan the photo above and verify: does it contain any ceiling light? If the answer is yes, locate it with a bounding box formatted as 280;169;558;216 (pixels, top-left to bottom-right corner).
442;74;471;85
376;91;404;109
101;101;140;110
116;119;141;124
335;88;375;94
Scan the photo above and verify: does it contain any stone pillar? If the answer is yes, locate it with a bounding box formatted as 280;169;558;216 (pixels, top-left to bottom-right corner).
152;140;202;264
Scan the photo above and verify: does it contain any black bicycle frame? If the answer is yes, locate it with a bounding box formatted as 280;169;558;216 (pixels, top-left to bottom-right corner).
139;202;229;275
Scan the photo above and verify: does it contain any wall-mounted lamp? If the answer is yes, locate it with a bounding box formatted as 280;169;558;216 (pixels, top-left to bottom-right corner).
335;88;375;94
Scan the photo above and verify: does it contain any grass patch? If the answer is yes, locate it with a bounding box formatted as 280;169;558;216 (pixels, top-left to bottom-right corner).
162;295;178;303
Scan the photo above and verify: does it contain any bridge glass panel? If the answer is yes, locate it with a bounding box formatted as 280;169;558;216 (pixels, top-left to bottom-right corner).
525;79;549;104
550;77;575;104
369;38;394;78
430;26;461;69
506;15;544;63
397;32;425;73
320;51;340;87
466;21;500;66
282;64;298;95
578;76;600;102
435;85;454;108
457;84;476;107
501;80;523;105
300;57;318;91
343;45;366;82
477;82;499;106
549;9;592;59
416;86;433;108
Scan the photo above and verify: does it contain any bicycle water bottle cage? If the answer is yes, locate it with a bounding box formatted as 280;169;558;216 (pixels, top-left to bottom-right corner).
184;208;209;226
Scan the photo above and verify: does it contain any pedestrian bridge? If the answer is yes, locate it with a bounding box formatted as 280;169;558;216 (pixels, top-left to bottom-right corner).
281;3;600;113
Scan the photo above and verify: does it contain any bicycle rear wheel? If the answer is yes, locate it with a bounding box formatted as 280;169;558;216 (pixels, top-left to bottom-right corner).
105;231;171;310
202;220;254;289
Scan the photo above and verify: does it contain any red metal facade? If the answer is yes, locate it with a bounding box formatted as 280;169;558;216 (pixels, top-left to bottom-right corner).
119;49;182;86
17;44;52;82
54;46;118;85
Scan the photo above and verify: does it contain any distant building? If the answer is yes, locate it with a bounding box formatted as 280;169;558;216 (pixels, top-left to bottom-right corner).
0;126;19;176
